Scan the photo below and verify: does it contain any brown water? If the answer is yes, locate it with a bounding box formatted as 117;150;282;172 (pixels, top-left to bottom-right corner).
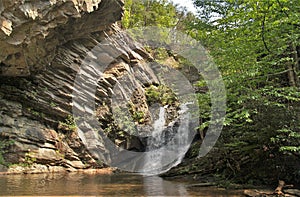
0;173;243;196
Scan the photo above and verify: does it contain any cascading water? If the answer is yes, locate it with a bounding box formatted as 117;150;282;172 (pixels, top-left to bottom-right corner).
141;103;193;175
84;72;198;174
153;106;166;133
149;106;166;150
142;106;166;173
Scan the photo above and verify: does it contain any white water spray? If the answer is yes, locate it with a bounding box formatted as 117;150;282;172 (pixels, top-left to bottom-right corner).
141;103;192;175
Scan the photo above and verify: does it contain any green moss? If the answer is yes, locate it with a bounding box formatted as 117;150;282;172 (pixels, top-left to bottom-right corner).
145;85;178;106
0;139;14;166
27;107;45;118
55;150;65;159
10;152;37;167
50;102;57;107
132;111;145;123
154;47;169;60
58;115;77;132
24;152;37;166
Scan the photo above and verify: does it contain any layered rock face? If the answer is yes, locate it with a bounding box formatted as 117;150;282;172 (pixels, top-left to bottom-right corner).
0;0;123;76
0;0;161;172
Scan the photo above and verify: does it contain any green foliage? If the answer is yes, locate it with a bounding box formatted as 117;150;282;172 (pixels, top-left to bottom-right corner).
0;139;14;166
145;85;178;106
50;102;57;107
188;0;300;183
196;86;211;131
10;152;37;168
122;0;178;29
121;0;300;184
132;111;145;123
58;115;77;132
126;101;146;124
111;106;136;134
27;107;45;118
24;152;37;166
153;47;169;60
122;0;200;39
145;85;161;104
191;0;300;149
271;127;300;154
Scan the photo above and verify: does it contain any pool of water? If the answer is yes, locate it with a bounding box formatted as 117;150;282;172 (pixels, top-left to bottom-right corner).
0;173;244;196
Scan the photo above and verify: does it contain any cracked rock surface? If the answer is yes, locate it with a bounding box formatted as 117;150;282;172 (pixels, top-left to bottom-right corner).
0;0;162;172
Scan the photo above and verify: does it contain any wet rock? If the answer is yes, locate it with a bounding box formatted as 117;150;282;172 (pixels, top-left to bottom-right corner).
4;164;67;175
77;167;116;174
0;164;8;172
125;136;146;152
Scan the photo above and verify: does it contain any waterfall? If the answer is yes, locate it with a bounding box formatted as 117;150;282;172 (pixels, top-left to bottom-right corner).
140;103;192;175
153;106;166;133
141;106;166;175
149;106;166;150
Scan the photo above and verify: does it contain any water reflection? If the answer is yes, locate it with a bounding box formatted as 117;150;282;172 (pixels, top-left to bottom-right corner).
0;173;243;196
143;175;188;196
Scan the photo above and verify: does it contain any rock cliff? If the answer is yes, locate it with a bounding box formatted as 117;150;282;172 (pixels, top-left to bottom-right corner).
0;0;160;173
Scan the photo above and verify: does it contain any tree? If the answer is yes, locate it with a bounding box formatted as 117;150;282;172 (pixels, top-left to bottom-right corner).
122;0;178;28
193;0;300;87
190;0;300;183
121;0;300;184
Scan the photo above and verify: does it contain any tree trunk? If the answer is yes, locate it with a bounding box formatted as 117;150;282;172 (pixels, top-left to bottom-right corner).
287;43;299;87
287;63;298;87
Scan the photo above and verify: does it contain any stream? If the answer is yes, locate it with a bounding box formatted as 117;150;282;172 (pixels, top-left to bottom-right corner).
0;173;244;196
